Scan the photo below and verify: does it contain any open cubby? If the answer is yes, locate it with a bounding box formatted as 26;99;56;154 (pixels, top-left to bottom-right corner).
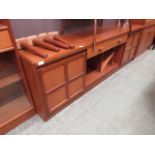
86;45;124;87
0;52;17;78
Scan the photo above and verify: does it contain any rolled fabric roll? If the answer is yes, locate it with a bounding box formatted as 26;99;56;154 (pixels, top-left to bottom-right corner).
53;35;75;49
21;42;48;58
32;39;60;52
44;36;70;49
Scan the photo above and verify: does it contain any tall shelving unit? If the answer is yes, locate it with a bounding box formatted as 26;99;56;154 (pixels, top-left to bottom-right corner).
0;20;35;134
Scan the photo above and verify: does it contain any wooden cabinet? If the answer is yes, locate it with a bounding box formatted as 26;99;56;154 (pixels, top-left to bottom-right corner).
121;31;141;65
17;19;155;130
22;51;86;120
136;26;155;56
145;27;155;49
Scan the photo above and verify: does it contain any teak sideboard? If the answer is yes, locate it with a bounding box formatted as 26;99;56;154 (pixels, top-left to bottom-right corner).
0;19;155;134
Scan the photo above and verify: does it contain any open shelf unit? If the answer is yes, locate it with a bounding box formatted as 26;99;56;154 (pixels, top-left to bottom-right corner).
0;73;21;89
86;63;119;87
86;45;123;87
0;96;34;129
0;20;35;134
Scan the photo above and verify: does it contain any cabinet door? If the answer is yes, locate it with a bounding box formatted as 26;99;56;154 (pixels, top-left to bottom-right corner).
38;52;86;115
68;76;84;99
125;35;133;50
39;60;68;113
67;53;85;81
41;62;66;93
145;27;155;49
121;49;130;65
129;47;136;61
136;29;148;55
47;86;68;112
132;32;141;47
67;52;86;99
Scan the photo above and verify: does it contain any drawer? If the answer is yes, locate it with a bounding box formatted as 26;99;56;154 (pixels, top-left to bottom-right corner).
97;35;127;53
0;30;13;50
47;86;67;112
87;35;128;59
68;76;84;99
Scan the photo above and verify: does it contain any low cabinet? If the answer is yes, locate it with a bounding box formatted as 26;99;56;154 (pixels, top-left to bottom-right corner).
136;26;155;56
121;31;141;65
21;51;86;120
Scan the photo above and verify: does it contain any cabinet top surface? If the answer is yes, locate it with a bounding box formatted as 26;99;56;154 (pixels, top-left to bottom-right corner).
18;26;131;67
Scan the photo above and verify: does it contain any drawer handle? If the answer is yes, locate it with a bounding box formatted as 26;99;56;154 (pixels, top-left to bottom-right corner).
118;39;122;44
98;48;102;52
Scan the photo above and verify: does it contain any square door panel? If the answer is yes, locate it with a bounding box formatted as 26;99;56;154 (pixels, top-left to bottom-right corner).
42;65;66;92
67;56;85;81
68;76;84;99
121;50;130;65
0;30;13;50
132;33;140;47
129;47;136;60
125;35;133;50
47;86;67;112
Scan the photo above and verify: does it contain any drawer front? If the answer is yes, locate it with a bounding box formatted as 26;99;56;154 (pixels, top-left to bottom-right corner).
97;35;127;53
47;86;67;112
68;76;84;99
87;35;127;59
0;30;13;50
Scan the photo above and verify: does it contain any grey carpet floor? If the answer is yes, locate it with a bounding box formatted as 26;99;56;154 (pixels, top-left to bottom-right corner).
8;50;155;135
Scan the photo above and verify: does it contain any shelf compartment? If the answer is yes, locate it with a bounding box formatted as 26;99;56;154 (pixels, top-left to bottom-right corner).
0;30;13;50
0;80;24;108
0;47;15;54
0;73;21;89
0;24;8;31
86;63;119;87
0;52;16;79
0;95;35;134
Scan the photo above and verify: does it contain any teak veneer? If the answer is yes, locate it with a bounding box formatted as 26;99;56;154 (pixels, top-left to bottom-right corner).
0;20;36;134
18;22;150;121
1;19;155;134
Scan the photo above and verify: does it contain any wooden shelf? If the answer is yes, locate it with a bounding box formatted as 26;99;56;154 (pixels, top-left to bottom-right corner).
0;95;34;128
0;47;15;54
0;73;21;89
0;24;8;31
86;63;119;87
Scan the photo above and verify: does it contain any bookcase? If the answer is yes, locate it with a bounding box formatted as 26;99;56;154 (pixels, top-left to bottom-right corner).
0;20;35;134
